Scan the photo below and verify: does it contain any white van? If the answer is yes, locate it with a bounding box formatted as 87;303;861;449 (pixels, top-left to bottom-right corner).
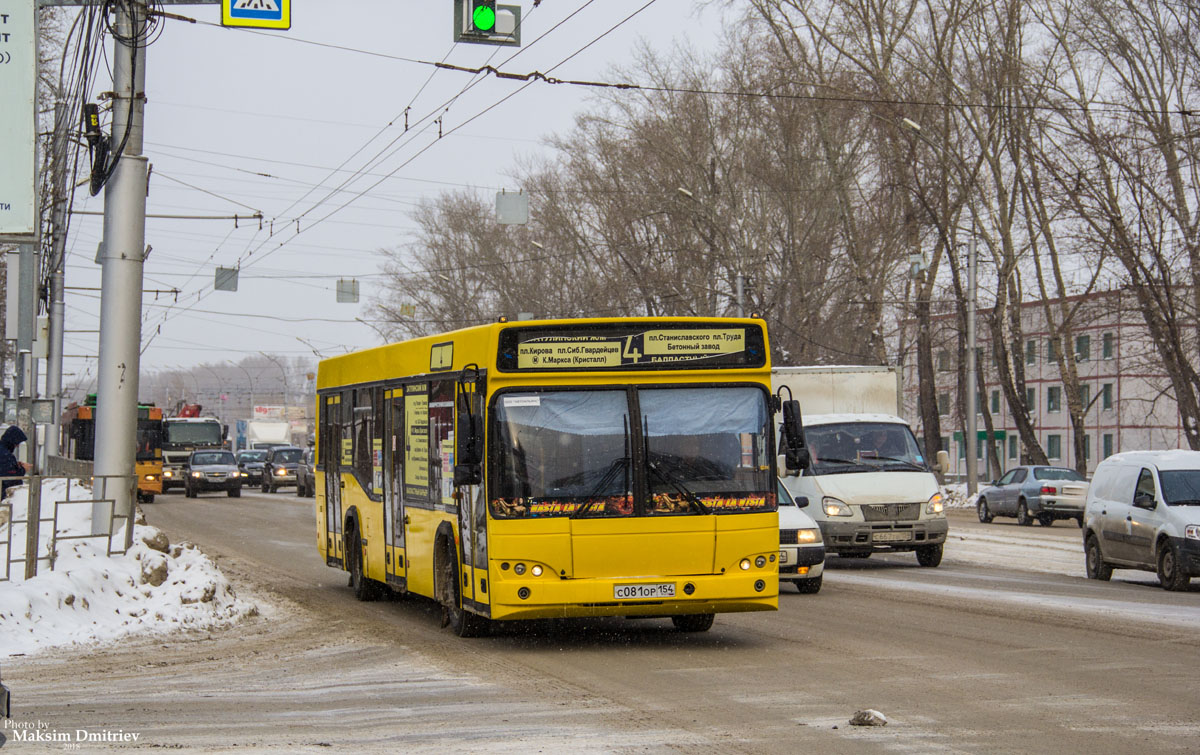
780;414;948;567
1083;450;1200;591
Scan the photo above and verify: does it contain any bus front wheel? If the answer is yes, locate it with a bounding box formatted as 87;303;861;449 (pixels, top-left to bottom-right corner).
439;538;489;638
347;525;383;602
671;613;715;632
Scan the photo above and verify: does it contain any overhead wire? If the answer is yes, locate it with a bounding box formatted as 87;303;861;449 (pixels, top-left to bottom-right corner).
135;1;595;351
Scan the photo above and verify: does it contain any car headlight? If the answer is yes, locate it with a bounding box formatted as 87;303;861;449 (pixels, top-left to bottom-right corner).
1186;525;1200;540
163;469;174;478
276;468;288;476
926;492;944;515
191;471;203;478
797;528;820;544
822;497;851;517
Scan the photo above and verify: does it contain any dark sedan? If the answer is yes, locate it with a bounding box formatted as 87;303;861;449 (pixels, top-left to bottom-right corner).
977;465;1089;527
184;450;242;498
261;445;304;493
237;449;267;486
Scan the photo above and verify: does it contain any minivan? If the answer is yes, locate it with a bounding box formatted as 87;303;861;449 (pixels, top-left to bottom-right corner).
1083;450;1200;591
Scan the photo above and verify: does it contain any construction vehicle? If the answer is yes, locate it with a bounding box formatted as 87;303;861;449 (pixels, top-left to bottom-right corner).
62;394;164;503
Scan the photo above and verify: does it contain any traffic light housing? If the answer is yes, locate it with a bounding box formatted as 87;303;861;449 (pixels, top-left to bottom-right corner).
454;0;520;46
471;1;496;33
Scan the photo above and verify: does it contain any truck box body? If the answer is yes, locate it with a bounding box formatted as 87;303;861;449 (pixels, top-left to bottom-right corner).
246;420;291;449
771;365;901;416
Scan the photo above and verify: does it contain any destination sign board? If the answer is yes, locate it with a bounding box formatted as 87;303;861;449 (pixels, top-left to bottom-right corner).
497;322;766;372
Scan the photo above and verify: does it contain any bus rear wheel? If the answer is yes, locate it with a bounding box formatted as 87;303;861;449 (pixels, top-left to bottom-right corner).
671;613;715;632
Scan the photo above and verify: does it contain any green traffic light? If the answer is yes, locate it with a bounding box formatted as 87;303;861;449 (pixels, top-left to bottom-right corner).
473;5;496;32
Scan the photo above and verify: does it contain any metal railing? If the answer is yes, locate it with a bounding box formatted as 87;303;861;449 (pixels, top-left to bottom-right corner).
0;473;138;582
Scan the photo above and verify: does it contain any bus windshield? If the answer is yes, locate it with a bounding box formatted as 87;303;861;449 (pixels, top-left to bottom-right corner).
136;419;162;462
491;386;773;518
164;421;222;446
803;422;927;475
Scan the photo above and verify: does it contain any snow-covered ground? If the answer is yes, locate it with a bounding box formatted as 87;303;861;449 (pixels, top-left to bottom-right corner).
0;479;257;657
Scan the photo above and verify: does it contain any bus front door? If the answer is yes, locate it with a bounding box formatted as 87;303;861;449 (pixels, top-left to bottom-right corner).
385;389;406;587
322;395;344;568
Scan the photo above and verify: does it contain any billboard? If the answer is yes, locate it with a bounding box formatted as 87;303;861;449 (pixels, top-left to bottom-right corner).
0;1;36;239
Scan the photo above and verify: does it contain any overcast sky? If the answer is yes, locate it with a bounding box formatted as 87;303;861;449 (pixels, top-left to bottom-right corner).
61;0;728;395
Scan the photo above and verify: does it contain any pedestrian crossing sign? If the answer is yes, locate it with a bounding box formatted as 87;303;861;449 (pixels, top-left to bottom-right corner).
222;0;291;30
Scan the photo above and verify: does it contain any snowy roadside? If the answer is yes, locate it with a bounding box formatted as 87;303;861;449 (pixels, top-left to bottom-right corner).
0;479;258;658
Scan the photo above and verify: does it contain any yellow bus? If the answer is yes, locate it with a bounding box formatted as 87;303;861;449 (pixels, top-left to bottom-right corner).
314;317;808;636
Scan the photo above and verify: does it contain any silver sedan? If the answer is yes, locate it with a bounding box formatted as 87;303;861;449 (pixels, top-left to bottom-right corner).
976;465;1089;527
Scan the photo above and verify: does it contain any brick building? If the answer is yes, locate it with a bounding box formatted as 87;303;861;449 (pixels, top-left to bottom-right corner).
901;289;1192;479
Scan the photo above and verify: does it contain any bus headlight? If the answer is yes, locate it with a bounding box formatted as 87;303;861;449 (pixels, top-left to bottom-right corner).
740;558;751;571
822;497;851;517
926;493;944;515
163;469;174;479
755;555;767;568
531;565;543;576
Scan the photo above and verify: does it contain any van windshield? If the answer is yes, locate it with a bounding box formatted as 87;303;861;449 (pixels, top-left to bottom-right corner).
1159;470;1200;505
801;422;927;475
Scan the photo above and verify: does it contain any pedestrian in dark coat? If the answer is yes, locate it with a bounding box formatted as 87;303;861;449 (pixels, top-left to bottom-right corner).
0;425;29;496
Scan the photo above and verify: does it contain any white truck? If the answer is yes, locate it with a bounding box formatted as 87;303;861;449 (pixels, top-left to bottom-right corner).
246;420;291;450
773;366;950;567
161;416;226;493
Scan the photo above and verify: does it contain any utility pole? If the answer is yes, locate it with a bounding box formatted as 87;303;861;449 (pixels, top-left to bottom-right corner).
92;0;149;534
44;101;70;458
967;234;978;496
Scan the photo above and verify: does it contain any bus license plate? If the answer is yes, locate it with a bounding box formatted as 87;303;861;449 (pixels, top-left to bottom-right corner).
873;531;912;542
614;582;675;600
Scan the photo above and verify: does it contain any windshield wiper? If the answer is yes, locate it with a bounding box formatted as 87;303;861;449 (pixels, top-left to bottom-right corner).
570;457;630;518
1168;498;1200;506
870;455;928;471
572;416;631;519
646;460;710;515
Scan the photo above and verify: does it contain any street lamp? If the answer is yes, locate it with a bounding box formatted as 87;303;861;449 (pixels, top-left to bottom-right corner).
199;364;226;429
259;351;289;408
901;117;979;496
227;359;256;416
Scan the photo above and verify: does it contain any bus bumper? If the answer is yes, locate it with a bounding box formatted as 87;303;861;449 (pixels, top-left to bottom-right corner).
486;571;779;621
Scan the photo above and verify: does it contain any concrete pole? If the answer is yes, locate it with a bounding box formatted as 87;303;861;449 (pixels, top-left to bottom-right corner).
93;2;148;533
45;103;70;458
16;242;36;469
967;234;978;495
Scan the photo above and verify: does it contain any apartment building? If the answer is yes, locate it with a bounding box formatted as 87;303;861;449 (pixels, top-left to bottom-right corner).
900;289;1190;479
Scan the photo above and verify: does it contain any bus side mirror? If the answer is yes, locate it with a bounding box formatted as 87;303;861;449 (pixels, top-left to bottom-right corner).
780;399;810;476
935;450;950;475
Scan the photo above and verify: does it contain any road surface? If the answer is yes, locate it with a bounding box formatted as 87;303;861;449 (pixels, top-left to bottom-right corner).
5;497;1199;753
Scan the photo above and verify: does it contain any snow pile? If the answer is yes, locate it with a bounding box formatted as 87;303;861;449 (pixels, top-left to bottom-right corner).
0;479;257;657
941;482;977;509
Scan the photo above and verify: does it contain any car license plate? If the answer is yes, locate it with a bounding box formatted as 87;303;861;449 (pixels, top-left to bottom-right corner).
614;582;675;600
779;549;791;565
873;531;912;543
